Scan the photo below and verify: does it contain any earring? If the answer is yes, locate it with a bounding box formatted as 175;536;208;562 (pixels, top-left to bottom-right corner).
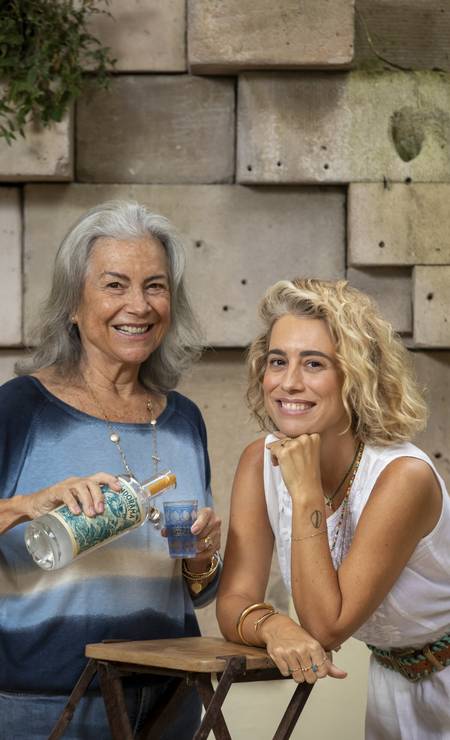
70;316;77;324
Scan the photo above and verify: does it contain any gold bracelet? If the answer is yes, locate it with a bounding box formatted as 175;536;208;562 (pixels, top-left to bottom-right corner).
182;551;220;594
254;609;279;633
292;530;327;542
236;602;273;646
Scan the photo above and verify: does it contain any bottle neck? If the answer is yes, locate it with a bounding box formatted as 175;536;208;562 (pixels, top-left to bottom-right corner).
141;470;176;499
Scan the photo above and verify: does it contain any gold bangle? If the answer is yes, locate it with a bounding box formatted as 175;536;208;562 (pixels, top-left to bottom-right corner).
182;551;220;582
236;602;273;646
292;530;327;542
254;609;279;633
182;551;220;595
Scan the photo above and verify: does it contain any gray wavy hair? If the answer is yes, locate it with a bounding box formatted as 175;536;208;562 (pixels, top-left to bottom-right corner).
17;200;203;393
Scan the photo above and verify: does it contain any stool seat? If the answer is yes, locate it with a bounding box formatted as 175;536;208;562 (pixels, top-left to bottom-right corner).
86;636;275;672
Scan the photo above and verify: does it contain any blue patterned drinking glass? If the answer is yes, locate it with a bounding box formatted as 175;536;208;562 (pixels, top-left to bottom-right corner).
163;500;198;558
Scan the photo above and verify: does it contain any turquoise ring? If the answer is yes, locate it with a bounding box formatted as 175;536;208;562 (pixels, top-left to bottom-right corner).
311;663;319;673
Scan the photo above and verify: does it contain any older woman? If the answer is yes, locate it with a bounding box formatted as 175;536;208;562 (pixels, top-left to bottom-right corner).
0;201;221;739
217;278;449;739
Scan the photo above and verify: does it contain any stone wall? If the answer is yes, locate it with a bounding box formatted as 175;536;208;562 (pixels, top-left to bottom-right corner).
0;3;449;734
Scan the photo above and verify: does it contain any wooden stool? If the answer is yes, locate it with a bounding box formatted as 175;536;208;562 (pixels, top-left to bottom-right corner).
48;636;313;740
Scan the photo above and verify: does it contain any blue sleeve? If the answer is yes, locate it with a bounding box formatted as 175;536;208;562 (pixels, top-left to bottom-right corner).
170;392;220;607
191;556;223;608
0;377;44;500
190;407;221;607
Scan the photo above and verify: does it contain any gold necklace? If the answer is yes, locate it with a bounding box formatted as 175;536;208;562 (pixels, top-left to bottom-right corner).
83;380;160;479
324;442;362;511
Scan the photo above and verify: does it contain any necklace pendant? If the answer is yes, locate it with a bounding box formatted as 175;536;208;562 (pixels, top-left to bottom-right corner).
110;432;120;444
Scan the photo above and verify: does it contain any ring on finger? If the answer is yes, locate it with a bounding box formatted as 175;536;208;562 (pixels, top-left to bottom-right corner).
302;657;327;673
203;535;213;550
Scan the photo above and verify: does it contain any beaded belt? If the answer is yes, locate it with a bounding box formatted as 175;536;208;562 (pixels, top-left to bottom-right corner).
367;633;450;683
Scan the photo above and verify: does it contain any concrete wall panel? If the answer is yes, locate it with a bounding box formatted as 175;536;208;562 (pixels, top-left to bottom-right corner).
355;0;450;71
24;184;345;346
0;188;22;345
0;115;73;182
77;76;235;184
188;0;354;73
88;0;186;72
413;351;450;486
413;266;450;348
346;267;412;335
348;183;450;266
237;71;450;184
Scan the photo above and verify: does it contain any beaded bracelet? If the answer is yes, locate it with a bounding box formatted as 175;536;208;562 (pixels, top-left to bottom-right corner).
236;602;274;646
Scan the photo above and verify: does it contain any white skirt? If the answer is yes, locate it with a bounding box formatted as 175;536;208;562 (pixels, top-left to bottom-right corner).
365;656;450;739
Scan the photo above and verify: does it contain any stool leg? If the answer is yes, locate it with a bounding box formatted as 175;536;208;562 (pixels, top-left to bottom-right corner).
193;656;245;740
194;674;232;740
97;662;133;740
47;659;98;740
272;683;314;740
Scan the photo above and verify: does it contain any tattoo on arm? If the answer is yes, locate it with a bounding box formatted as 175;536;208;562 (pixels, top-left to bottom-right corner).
310;510;322;529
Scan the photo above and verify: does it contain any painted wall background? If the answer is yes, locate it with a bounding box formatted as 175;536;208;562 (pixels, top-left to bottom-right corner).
1;2;449;737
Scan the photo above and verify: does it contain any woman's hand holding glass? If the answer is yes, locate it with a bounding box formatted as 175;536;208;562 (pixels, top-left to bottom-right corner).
161;505;221;566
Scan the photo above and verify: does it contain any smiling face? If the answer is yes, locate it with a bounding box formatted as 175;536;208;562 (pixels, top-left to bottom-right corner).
73;235;171;374
262;314;350;440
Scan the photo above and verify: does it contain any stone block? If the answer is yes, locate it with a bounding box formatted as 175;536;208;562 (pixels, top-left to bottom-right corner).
0;188;22;345
413;267;450;348
346;267;412;335
178;349;289;634
355;0;450;72
413;351;450;488
188;0;354;73
348;184;450;266
76;76;235;184
88;0;186;72
0;114;73;182
24;184;345;346
237;71;450;184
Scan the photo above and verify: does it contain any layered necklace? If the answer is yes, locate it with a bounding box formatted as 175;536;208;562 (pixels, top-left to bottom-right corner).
324;442;362;511
84;380;160;480
330;441;364;559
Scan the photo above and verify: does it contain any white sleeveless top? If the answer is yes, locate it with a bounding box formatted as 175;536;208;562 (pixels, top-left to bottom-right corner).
264;437;450;649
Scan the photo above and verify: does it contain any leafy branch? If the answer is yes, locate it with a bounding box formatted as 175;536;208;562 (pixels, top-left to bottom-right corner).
0;0;116;143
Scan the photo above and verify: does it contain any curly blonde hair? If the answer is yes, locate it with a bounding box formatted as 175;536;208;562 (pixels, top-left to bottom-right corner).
247;278;427;446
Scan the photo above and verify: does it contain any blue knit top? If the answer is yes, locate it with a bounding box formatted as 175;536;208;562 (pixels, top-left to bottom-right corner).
0;376;217;693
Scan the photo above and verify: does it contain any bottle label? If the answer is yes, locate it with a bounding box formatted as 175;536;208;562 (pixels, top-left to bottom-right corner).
51;485;144;556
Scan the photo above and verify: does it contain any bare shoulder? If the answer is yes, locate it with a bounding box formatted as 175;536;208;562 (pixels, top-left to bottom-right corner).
380;454;439;491
239;437;266;468
370;453;442;535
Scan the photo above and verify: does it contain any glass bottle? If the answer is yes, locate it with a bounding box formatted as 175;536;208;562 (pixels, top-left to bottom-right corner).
24;470;176;570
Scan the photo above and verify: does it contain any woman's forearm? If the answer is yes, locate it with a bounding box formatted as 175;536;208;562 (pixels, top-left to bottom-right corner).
217;593;269;646
290;497;345;648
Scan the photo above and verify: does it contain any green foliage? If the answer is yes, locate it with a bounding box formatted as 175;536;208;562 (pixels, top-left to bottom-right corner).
0;0;116;143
